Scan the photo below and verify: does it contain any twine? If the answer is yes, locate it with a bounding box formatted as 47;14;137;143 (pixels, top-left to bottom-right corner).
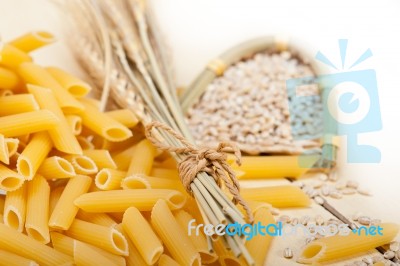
145;121;253;222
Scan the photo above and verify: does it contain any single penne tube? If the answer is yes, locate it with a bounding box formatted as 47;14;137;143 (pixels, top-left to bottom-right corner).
0;66;20;90
3;182;27;231
121;175;150;190
126;139;156;176
0;223;73;266
18;63;84;114
5;137;19;157
241;185;311;208
9;31;56;52
82;149;117;169
62;154;98;175
66;219;128;256
0;134;10;164
112;144;137;171
0;44;32;69
105;109;139;128
37;156;76;179
95;168;126;190
46;67;92;98
122;207;163;264
28;85;82;154
49;186;64;215
0;94;39;116
25;175;50;243
79;99;132;142
76;136;95;150
231;155;319;179
17;131;52;180
151;199;201;266
124;232;148;266
73;240;123;266
122;175;184;192
245;207;275;266
49;175;92;230
0;164;24;191
158;254;180;266
75;189;186;212
65;115;82;135
150;167;180;179
0;110;59;137
174;210;218;264
76;210;117;227
297;223;400;264
0;249;39;266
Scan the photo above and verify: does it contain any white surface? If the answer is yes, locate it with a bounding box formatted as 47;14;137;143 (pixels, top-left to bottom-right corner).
1;0;400;216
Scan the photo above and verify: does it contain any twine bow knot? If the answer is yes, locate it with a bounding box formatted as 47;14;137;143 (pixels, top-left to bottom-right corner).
145;121;253;223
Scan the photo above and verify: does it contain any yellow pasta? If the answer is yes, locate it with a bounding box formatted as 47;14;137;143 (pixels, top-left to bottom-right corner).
150;167;180;179
232;155;319;179
5;137;19;157
76;136;95;150
73;240;123;266
49;186;64;215
122;207;163;264
37;156;76;179
49;175;92;230
298;223;399;264
0;223;73;266
0;66;20;90
213;238;242;266
106;109;139;128
0;164;24;191
241;185;311;208
75;189;186;212
0;134;10;164
95;168;126;190
125;233;148;266
62;154;98;175
126;139;156;176
112;144;137;171
3;182;27;231
80;99;132;142
0;249;39;266
151;199;200;266
17;131;52;180
77;210;117;227
65;115;82;135
82;149;117;169
94;135;141;153
0;89;13;97
0;94;39;117
158;254;180;266
18;62;84;114
0;44;32;69
25;175;50;244
66;218;128;256
9;31;56;52
46;67;92;98
122;175;184;192
0;110;59;137
0;194;5;214
28;84;82;154
174;210;217;264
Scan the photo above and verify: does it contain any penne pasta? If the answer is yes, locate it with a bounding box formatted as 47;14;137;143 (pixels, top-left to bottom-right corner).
94;136;141;153
5;137;19;157
125;234;148;266
18;62;84;114
25;175;50;244
17;131;52;180
126;139;156;176
66;218;128;256
79;99;132;142
232;155;319;179
37;156;76;179
158;254;180;266
0;223;73;266
297;223;400;264
150;167;180;179
112;144;137;171
0;89;13;97
213;237;242;266
73;240;122;266
49;175;92;230
75;189;186;212
65;115;82;135
174;210;218;264
122;207;163;264
3;182;27;231
122;175;184;192
95;168;126;190
0;194;5;214
0;94;39;116
82;149;117;169
241;185;311;208
105;109;139;128
121;174;150;190
49;186;64;215
0;249;39;266
0;164;24;191
46;67;92;98
62;154;98;175
151;199;201;266
76;136;95;150
0;44;32;69
76;210;117;227
0;134;10;164
9;31;56;52
0;66;20;90
28;85;82;154
0;110;59;137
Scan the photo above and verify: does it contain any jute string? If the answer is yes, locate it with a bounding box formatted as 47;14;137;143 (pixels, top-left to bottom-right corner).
145;121;253;223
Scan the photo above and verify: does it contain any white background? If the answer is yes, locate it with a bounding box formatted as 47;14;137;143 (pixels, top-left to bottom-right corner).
1;0;400;206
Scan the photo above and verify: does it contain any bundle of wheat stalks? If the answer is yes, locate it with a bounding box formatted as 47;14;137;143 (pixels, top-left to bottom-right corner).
62;0;255;265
